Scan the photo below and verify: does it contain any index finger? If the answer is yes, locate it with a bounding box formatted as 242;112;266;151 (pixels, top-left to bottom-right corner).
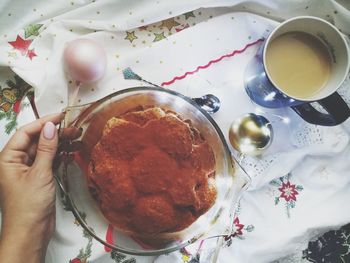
4;113;64;152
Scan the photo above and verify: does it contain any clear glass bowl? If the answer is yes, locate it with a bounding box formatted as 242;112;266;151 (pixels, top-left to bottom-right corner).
56;87;250;256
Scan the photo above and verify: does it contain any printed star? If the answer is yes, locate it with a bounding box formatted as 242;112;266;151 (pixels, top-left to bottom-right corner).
139;26;148;31
153;32;166;42
7;51;18;59
160;18;180;31
184;11;195;19
175;23;189;32
27;49;37;60
8;35;32;55
124;31;138;43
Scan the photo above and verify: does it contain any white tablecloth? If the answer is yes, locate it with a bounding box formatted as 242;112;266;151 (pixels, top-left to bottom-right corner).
0;0;350;262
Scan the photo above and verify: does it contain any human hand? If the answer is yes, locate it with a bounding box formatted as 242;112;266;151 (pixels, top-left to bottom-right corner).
0;113;81;263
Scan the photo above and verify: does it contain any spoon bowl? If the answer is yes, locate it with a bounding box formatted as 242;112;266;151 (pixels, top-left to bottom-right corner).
192;94;221;114
229;113;273;156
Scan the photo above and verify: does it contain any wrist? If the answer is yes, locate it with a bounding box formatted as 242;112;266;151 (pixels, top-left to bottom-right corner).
0;220;48;263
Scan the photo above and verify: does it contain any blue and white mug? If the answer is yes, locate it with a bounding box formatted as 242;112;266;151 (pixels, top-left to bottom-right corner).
245;16;350;126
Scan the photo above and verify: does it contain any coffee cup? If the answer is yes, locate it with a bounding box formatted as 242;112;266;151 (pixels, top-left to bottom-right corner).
245;16;350;126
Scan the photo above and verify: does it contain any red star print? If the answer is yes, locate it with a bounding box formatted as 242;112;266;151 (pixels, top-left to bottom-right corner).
8;35;32;55
139;26;148;31
175;23;189;32
27;49;37;60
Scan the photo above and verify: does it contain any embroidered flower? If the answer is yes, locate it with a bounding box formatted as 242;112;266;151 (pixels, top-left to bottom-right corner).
279;181;299;202
233;217;244;236
224;217;254;247
270;173;304;218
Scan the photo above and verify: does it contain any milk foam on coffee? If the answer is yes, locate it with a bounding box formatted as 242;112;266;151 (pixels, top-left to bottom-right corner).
265;31;331;99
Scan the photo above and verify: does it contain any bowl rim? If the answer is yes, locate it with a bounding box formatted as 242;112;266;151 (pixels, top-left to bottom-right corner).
59;86;250;256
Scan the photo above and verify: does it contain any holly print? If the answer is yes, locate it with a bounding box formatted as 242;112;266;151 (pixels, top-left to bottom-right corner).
7;23;41;60
184;11;195;20
0;75;32;134
270;173;304;218
24;24;43;38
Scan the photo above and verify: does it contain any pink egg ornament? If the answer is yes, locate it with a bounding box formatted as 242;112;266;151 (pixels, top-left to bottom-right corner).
64;38;107;84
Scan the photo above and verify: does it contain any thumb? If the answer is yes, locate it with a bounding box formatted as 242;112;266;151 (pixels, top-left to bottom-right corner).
33;122;58;171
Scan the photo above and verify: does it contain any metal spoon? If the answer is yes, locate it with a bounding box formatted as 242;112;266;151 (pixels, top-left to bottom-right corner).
228;113;273;156
192;94;221;114
122;68;221;114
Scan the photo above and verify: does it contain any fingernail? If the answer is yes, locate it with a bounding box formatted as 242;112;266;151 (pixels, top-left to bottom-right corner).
43;122;56;140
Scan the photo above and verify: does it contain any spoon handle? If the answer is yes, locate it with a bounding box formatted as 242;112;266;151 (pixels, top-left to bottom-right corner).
122;67;221;114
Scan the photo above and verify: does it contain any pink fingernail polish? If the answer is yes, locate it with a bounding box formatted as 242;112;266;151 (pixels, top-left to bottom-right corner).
43;122;56;140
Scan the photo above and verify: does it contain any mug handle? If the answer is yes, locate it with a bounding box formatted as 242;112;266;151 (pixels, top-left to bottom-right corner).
291;92;350;126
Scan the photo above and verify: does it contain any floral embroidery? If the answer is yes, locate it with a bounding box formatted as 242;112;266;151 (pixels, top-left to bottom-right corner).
224;217;255;247
270;173;304;218
110;250;136;263
222;200;255;247
232;217;244;236
69;212;93;263
279;181;299;202
103;224;137;263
